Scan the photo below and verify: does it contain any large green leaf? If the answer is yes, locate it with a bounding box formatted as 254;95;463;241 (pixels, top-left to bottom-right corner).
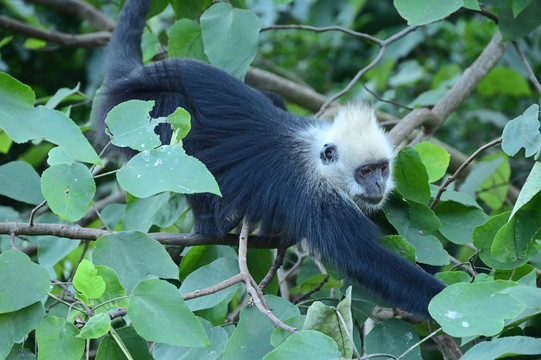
0;161;44;205
73;259;106;304
413;142;450;183
365;319;421;360
36;316;85;360
502;104;541;158
435;201;489;245
200;3;261;79
153;318;228;360
303;287;353;358
263;330;341;360
180;257;243;311
41;162;96;222
0;250;50;313
105;100;162;152
93;231;178;293
168;19;208;62
461;336;541;360
394;0;463;26
0;302;44;359
429;280;524;337
129;279;209;347
223;295;299;360
96;326;152;360
499;1;541;41
116;145;220;198
393;147;431;204
0;72;100;164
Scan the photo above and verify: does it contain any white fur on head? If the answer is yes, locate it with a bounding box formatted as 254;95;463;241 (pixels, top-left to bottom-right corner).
316;104;395;211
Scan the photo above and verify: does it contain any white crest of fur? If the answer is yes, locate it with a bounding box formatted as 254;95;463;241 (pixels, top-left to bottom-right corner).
312;104;395;211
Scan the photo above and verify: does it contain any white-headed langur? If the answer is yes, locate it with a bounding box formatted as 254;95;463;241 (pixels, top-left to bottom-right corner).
92;0;445;318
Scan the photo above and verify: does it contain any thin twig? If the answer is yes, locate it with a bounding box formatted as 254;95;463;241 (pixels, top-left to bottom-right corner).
512;41;541;95
239;217;297;333
363;84;413;111
182;273;244;300
259;245;287;291
430;138;502;210
29;200;48;226
293;274;329;304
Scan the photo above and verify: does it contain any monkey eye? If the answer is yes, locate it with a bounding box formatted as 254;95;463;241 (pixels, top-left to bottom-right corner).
320;143;338;164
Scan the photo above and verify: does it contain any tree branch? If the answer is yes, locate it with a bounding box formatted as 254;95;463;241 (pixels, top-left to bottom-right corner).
0;15;110;48
0;222;281;248
389;31;509;145
24;0;115;31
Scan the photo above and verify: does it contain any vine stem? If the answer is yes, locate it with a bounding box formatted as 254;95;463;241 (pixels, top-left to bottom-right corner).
430;137;502;210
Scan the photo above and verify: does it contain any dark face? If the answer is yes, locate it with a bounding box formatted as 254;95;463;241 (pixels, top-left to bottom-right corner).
353;161;390;205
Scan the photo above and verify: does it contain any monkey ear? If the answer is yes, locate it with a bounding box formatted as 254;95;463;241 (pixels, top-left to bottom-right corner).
320;143;338;164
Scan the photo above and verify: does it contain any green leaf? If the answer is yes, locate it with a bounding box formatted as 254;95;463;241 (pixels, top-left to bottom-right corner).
129;279;209;347
0;73;100;164
37;235;80;267
303;287;353;358
78;313;111;339
223;295;299;360
393;0;463;26
105;100;162;151
435;201;489;245
247;248;279;295
296;274;342;294
123;192;190;232
96;326;152;360
414;142;450;183
117;145;220;198
381;235;416;263
383;198;448;266
499;1;541;41
0;250;50;313
502;104;541;158
168;19;208;62
492;202;541;262
477;67;532;97
0;161;44;205
462;336;541;360
460;157;503;197
6;345;36;360
47;146;77;166
0;302;44;359
435;271;472;285
73;259;106;304
168;107;192;143
180;257;243;311
429;280;524;337
36;316;85;360
153;317;228;360
270;316;306;347
93;231;178;293
263;330;341;360
200;3;261;79
142;31;161;63
93;265;128;313
179;245;237;281
45;83;80;109
509;161;541;219
394;147;431;204
41;162;96;222
478;153;510;210
171;0;212;19
365;318;421;360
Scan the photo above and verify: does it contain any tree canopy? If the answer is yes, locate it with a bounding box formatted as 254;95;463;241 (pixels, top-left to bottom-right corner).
1;0;541;359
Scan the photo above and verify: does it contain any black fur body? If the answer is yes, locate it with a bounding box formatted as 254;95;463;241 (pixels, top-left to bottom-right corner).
93;0;444;317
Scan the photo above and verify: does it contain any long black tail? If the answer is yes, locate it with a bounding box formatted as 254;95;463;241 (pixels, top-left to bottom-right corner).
105;0;151;81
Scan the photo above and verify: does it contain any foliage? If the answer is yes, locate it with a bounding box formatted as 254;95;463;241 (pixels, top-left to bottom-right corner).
0;0;541;359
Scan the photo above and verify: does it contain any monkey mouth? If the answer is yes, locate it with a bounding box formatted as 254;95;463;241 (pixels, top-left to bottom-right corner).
354;194;383;205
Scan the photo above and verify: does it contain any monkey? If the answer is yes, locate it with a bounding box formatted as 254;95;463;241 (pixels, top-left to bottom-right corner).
92;0;445;318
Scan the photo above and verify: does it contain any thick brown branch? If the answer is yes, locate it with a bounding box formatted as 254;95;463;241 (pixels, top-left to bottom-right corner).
0;222;281;248
0;15;110;48
24;0;115;31
389;31;508;145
